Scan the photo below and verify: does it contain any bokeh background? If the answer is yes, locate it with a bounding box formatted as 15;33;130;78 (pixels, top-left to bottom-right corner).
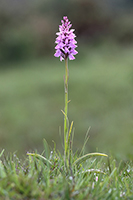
0;0;133;160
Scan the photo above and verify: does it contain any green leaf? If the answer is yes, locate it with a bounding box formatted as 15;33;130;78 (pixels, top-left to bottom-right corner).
73;152;108;165
66;121;74;153
0;149;4;157
0;161;6;178
43;138;50;159
79;127;91;157
27;153;52;166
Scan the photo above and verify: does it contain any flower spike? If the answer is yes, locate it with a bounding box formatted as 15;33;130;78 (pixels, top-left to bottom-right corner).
54;16;78;61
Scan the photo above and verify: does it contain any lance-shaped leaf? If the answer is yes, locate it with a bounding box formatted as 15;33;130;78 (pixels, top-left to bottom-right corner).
27;153;52;166
73;152;108;165
0;149;4;157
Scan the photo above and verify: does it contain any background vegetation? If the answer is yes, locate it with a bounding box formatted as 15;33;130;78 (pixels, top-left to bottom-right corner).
0;0;133;160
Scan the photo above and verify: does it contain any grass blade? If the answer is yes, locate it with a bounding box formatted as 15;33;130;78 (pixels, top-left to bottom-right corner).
73;152;108;165
0;149;4;157
27;153;52;166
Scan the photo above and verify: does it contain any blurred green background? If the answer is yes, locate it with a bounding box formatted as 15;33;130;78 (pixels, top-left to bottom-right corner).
0;0;133;160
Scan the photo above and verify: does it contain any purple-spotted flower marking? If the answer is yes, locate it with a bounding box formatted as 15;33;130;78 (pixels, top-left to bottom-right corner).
54;16;78;61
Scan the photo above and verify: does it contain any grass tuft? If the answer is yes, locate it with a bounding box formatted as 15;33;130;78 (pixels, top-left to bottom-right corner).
0;150;132;199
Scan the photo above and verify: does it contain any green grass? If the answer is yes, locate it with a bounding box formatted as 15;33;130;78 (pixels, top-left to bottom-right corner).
0;149;133;200
0;42;133;160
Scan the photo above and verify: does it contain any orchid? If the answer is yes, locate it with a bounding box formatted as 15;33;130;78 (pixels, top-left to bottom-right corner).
54;16;78;163
27;16;108;177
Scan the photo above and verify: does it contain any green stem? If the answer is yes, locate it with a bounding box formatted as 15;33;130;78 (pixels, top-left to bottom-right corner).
64;58;69;158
